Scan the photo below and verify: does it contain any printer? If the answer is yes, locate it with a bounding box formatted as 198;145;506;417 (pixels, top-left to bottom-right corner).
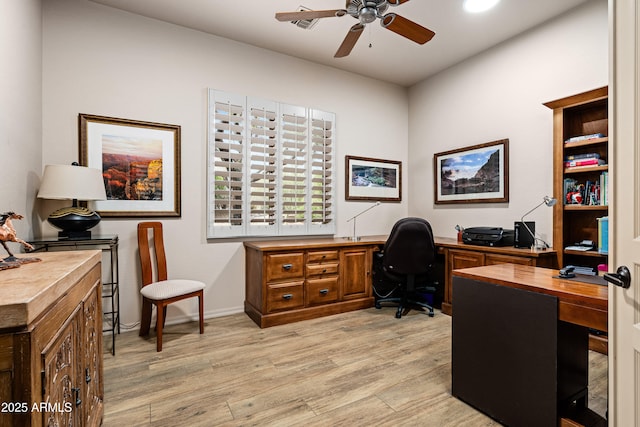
462;227;514;247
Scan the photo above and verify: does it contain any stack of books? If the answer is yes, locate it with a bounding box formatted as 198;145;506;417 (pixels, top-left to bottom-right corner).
564;152;605;168
564;133;605;143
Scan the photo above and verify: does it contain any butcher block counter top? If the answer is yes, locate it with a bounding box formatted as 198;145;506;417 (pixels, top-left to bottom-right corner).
0;250;101;330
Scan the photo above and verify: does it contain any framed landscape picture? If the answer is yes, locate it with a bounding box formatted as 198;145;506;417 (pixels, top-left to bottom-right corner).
433;139;509;204
79;114;181;217
345;155;401;202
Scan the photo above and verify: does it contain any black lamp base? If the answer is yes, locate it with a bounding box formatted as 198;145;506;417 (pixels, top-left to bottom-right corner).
48;206;101;241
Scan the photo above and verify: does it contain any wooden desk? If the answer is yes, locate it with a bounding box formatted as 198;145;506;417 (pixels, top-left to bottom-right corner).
244;236;556;327
435;238;557;315
451;263;607;427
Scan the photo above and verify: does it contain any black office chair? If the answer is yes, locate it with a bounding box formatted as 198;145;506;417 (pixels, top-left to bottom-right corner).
374;217;436;319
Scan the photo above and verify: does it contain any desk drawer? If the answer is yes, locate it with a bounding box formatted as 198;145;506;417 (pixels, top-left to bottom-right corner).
306;262;339;277
485;254;534;266
266;253;304;282
306;277;339;306
307;250;339;263
266;282;304;313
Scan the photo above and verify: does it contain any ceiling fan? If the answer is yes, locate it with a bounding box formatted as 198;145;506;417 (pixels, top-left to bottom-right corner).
275;0;435;58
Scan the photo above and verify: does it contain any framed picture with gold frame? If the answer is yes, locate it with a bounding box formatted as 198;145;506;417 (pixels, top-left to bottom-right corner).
79;113;181;217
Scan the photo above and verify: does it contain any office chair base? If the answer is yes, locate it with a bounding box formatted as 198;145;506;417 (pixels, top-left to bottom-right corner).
375;297;435;318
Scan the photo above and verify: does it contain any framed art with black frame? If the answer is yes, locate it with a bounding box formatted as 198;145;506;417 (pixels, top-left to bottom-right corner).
345;155;402;202
433;139;509;204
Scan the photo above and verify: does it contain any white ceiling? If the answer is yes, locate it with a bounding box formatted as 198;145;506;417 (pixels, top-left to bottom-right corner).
89;0;591;87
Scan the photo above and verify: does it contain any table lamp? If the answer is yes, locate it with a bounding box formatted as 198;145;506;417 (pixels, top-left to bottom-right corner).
37;163;107;239
346;201;381;241
515;195;556;249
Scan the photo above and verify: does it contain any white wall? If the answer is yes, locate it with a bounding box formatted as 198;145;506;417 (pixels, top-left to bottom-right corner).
42;0;409;327
0;0;42;240
408;0;608;245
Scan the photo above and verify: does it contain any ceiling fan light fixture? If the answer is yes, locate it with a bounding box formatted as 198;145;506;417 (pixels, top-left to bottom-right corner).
358;7;378;24
463;0;500;13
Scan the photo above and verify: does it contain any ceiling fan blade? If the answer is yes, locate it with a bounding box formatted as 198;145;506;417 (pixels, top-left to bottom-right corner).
334;24;365;58
381;13;435;44
388;0;411;5
275;9;347;22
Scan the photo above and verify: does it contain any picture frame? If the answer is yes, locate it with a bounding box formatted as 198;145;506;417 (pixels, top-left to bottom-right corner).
345;155;402;202
79;113;181;217
433;139;509;204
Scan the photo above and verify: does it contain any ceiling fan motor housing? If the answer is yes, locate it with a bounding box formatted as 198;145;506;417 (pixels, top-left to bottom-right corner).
349;0;390;22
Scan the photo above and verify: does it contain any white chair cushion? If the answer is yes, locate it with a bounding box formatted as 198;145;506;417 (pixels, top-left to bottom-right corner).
141;279;205;300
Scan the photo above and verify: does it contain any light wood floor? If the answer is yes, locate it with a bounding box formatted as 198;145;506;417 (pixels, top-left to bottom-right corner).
103;308;608;426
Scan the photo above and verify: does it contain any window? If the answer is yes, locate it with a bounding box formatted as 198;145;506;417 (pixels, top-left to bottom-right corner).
207;90;335;238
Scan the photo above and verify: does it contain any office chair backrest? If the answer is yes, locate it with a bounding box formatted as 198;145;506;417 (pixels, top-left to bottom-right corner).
138;222;168;286
383;217;436;275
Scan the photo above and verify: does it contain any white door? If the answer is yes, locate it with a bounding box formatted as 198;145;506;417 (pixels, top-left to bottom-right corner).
609;0;640;425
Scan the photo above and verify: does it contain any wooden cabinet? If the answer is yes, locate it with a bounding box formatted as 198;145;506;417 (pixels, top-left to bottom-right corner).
544;87;609;270
440;243;557;316
0;251;103;427
244;238;378;327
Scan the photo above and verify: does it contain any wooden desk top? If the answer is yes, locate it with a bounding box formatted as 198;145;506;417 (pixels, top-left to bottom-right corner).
0;250;101;330
244;235;555;258
452;263;608;332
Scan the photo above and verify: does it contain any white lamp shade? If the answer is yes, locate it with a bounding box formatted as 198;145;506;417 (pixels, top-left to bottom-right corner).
37;164;107;201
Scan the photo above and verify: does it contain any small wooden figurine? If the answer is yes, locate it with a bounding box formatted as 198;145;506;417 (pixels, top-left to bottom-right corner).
0;212;40;269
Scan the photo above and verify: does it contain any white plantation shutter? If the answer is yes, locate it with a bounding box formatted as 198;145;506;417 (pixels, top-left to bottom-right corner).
309;109;335;233
208;91;246;238
207;89;335;238
247;98;278;236
279;104;307;235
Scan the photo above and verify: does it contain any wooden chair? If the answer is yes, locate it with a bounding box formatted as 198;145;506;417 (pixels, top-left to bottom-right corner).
137;222;205;352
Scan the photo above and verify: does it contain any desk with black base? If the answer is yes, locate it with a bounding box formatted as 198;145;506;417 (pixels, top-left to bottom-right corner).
451;263;607;427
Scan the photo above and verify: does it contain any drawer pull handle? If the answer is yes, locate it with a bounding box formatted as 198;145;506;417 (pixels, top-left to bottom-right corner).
282;293;293;300
73;387;82;407
319;289;329;295
282;264;293;271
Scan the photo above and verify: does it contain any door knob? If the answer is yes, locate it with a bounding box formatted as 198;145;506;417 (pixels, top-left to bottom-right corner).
604;266;631;289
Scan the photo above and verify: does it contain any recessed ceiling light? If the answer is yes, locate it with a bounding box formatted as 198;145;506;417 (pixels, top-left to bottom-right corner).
463;0;500;13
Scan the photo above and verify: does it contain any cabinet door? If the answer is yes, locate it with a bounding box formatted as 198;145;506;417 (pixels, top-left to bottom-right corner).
340;248;371;300
82;286;104;427
446;250;485;307
41;306;81;427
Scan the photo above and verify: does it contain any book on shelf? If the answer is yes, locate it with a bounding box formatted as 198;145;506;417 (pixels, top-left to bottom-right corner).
564;158;606;168
565;153;600;161
564;133;605;143
597;216;609;254
600;171;608;206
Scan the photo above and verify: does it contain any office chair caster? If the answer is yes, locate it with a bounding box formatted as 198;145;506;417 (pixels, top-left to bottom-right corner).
395;307;403;319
